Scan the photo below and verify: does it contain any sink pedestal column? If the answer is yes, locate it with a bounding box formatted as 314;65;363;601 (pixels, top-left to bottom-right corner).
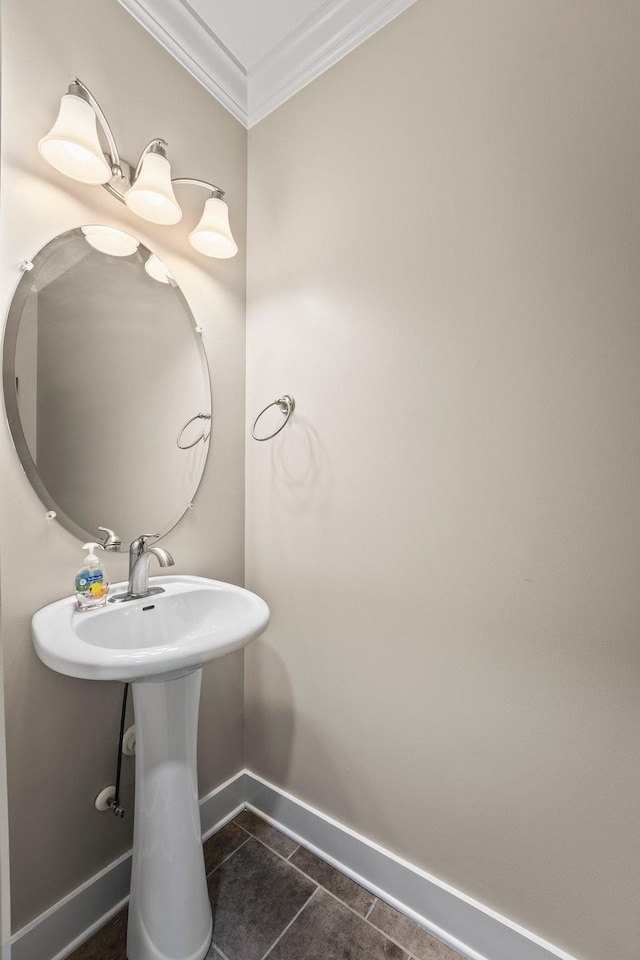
127;668;212;960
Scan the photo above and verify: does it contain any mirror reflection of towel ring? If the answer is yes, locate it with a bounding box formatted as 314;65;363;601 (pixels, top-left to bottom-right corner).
251;395;295;441
176;413;211;449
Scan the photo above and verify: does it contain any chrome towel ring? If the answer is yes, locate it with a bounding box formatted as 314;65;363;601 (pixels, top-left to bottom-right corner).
176;412;211;449
252;395;295;441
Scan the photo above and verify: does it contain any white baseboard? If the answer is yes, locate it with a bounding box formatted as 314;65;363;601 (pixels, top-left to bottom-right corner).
10;770;246;960
10;769;579;960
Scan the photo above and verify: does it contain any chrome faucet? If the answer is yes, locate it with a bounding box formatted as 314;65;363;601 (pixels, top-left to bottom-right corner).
110;535;174;603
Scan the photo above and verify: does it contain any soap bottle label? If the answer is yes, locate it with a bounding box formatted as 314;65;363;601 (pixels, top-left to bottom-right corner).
75;568;107;601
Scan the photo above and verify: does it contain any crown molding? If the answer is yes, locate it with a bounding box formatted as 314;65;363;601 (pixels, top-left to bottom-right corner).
116;0;248;125
118;0;416;129
247;0;416;126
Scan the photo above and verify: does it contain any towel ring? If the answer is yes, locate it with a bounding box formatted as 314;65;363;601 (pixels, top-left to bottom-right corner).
252;395;295;441
176;412;211;449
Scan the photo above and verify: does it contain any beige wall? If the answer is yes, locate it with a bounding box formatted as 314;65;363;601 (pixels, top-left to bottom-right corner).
245;3;640;960
0;0;247;931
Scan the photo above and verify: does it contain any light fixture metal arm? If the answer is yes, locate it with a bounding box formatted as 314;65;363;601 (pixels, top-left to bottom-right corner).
172;178;225;200
70;78;122;176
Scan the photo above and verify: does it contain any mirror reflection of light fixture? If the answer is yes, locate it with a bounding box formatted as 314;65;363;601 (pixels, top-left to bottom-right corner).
81;225;140;256
38;79;237;259
145;253;174;284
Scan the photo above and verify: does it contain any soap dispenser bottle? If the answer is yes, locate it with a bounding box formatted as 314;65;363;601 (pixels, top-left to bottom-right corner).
74;543;110;610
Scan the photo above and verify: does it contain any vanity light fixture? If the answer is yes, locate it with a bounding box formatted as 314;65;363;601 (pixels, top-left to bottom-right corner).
38;90;112;184
38;79;237;259
124;144;182;226
188;193;238;259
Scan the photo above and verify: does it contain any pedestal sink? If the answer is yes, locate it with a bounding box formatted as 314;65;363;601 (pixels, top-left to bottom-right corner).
32;575;270;960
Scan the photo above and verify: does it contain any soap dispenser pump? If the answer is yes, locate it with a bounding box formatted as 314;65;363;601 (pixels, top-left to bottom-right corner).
75;542;110;610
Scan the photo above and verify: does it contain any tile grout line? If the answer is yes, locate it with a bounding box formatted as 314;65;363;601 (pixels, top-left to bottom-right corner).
364;910;426;959
205;835;251;878
258;887;320;960
359;894;453;960
235;831;328;888
319;884;412;957
365;897;378;920
211;944;232;960
283;845;460;958
230;827;391;930
234;816;300;861
211;819;464;960
235;830;407;954
234;821;253;839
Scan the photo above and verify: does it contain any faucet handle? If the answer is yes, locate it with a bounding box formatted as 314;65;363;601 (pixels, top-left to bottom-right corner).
128;534;161;564
133;533;160;548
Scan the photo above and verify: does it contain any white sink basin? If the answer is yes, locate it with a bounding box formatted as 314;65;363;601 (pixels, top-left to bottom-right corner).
32;573;270;960
32;574;270;682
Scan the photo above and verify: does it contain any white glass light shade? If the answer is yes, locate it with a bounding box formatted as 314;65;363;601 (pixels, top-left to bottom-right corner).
124;153;182;226
81;225;140;257
145;253;174;284
188;197;238;259
38;94;112;185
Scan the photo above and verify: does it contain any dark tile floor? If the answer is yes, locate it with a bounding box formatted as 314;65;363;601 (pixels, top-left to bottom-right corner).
69;811;466;960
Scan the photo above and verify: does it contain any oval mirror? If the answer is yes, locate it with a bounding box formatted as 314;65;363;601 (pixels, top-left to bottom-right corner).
3;226;211;548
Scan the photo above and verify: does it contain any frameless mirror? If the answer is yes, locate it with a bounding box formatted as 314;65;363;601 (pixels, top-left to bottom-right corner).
2;226;211;547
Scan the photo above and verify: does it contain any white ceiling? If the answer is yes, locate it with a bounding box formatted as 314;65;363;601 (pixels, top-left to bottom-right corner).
117;0;416;126
185;0;330;71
